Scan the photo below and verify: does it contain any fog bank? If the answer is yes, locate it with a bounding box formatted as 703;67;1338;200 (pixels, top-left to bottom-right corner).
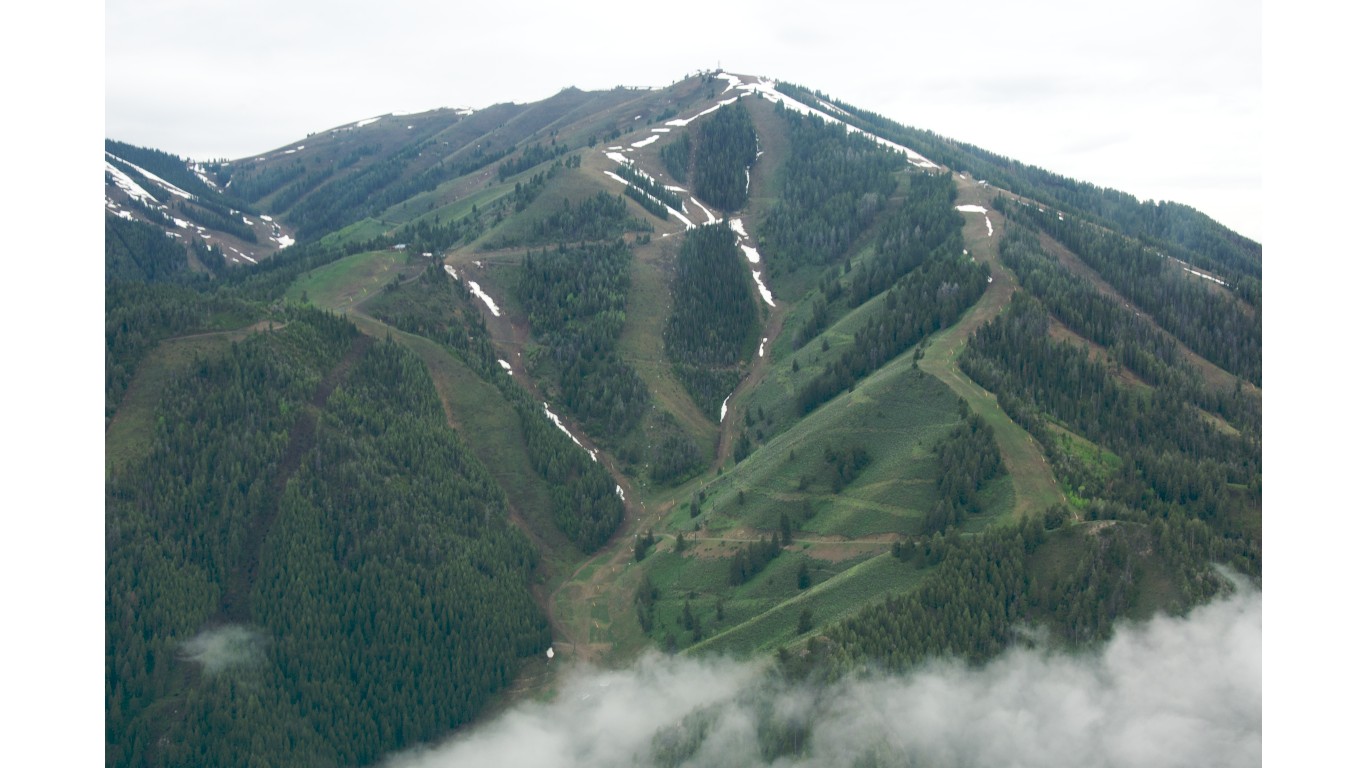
386;590;1259;768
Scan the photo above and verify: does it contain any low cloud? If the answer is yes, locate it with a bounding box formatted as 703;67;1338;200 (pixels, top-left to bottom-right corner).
179;624;267;675
384;589;1260;767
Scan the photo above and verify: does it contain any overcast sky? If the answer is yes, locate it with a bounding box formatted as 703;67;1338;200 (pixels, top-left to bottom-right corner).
105;0;1261;239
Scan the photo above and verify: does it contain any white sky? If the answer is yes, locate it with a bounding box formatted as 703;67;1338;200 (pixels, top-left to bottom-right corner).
104;0;1262;240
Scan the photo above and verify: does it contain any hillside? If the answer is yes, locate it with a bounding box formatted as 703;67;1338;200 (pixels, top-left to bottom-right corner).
105;70;1260;767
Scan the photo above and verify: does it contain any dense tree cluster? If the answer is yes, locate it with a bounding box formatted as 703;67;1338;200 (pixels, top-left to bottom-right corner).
665;223;760;417
661;131;691;184
995;224;1257;431
1006;201;1261;384
527;191;652;245
366;264;624;552
923;412;1003;534
106;313;550;767
756;106;901;274
104;217;258;421
518;240;649;440
958;293;1260;574
690;102;758;212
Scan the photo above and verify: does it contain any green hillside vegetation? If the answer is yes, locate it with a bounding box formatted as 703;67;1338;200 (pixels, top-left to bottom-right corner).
106;70;1260;767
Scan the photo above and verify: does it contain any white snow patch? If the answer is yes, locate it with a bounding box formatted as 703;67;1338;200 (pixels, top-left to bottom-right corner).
284;149;296;154
759;337;768;357
720;394;731;421
651;127;671;133
355;116;382;128
238;252;258;264
956;205;993;237
192;165;219;189
498;359;513;374
616;485;626;501
716;75;938;169
467;280;502;316
444;265;460;281
1183;267;1229;286
105;161;158;205
691;197;717;224
741;245;761;264
106;153;196;199
607;146;624;151
604;171;629;186
717;72;745;92
242;216;253;226
275;234;295;249
729;218;750;240
988;275;994;283
751;270;776;307
259;214;273;222
542;403;595;461
605;151;631;165
665;96;740;127
665;185;687;192
173;218;190;229
631;134;661;148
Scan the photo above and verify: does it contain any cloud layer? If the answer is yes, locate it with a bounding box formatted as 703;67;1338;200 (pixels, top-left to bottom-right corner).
384;589;1260;768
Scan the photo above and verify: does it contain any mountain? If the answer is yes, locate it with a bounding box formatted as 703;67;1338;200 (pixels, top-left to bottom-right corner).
105;70;1260;767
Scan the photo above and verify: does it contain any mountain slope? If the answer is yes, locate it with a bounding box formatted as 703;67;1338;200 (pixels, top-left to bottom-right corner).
105;69;1260;767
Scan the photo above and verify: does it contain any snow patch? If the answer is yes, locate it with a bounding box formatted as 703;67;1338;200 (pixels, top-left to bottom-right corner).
715;75;938;169
603;171;629;186
444;265;459;280
651;127;671;133
467;280;502;316
729;218;750;240
720;394;731;421
498;359;514;375
542;403;596;461
741;245;761;264
691;197;717;224
956;205;993;237
605;151;631;165
616;485;626;501
259;214;273;222
751;270;775;307
631;134;661;148
275;234;295;249
355;116;382;128
665;96;740;127
105;161;158;205
759;337;768;357
106;153;196;199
